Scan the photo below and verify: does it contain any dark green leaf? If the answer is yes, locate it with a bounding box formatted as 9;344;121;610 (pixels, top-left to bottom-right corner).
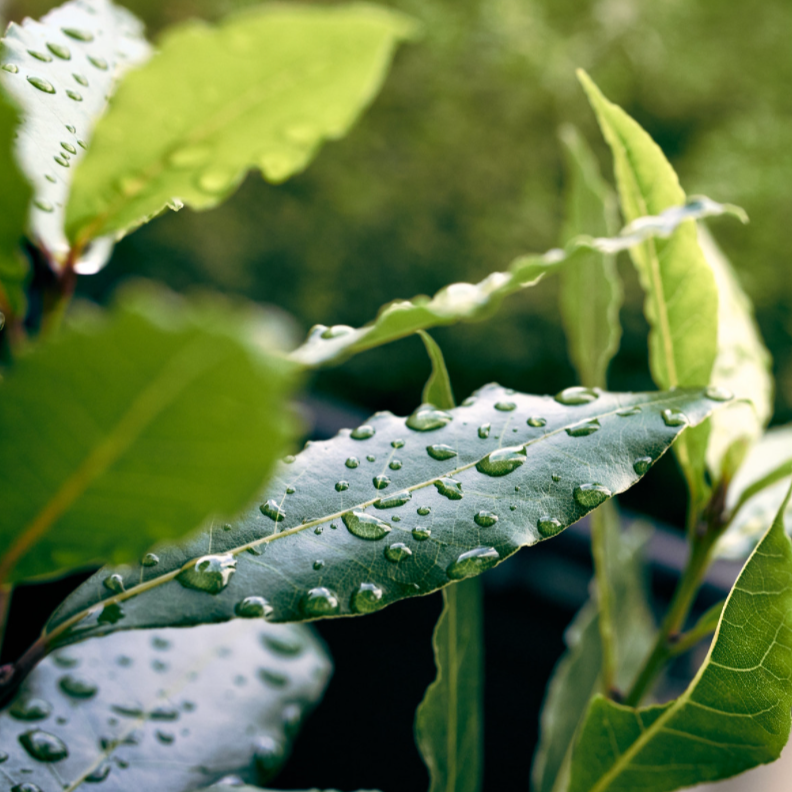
568;483;792;792
65;4;417;246
0;282;299;583
0;620;330;791
45;385;722;646
419;330;455;411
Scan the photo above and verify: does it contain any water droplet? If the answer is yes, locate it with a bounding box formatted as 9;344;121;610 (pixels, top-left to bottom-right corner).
366;455;376;462
46;41;72;59
373;474;391;490
27;76;55;94
314;526;323;535
259;668;289;687
282;703;302;736
633;456;652;475
351;424;376;440
263;634;303;656
412;526;431;541
573;483;612;510
11;784;43;792
141;552;160;567
345;456;360;469
417;506;431;516
320;324;353;339
260;499;286;522
494;401;516;411
391;440;406;451
2;64;19;73
102;573;125;594
343;510;391;540
198;167;236;193
351;582;385;613
617;406;642;417
152;636;170;650
385;542;412;563
85;762;110;783
302;587;339;617
177;554;237;594
62;27;94;42
28;50;53;62
0;751;8;762
434;478;463;499
45;174;56;183
10;698;52;721
254;734;285;779
286;486;296;494
331;523;338;529
566;419;600;437
335;480;349;492
313;559;324;570
283;454;296;464
150;704;179;721
88;55;108;70
58;674;97;699
73;73;89;86
478;423;491;439
156;730;175;745
406;404;453;432
389;459;402;470
474;511;498;527
168;144;210;168
235;596;273;619
555;386;599;405
661;408;689;427
537;516;563;537
705;385;733;402
551;473;561;482
33;199;54;212
476;445;527;476
527;416;547;427
427;444;457;460
373;490;412;509
19;729;68;761
447;546;500;579
66;90;83;101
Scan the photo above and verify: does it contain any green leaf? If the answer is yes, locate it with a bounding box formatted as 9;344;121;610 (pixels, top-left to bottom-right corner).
568;483;792;792
0;282;299;583
531;511;655;792
419;330;456;411
292;198;742;368
0;0;150;268
0;619;330;790
44;385;723;647
558;124;622;389
65;4;418;247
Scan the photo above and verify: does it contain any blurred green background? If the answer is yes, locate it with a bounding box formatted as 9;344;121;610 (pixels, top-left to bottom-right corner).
10;0;792;463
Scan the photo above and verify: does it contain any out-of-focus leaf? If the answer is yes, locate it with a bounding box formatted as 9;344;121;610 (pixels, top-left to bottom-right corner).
558;123;621;390
568;484;792;792
0;0;150;268
0;282;298;583
419;329;455;411
44;385;723;646
0;620;330;791
65;4;417;247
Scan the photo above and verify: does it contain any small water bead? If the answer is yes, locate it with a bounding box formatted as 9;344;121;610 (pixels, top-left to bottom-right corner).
343;510;391;540
45;174;56;183
551;473;561;482
573;483;612;510
260;499;286;522
705;385;734;401
555;386;599;405
494;401;516;412
259;668;289;687
103;574;125;594
301;587;339;616
141;552;160;567
417;506;431;516
537;516;563;537
28;50;53;62
235;596;273;619
412;526;431;541
476;445;527;477
73;73;88;86
19;729;68;761
474;511;498;527
331;523;338;529
335;480;349;492
46;42;71;59
0;751;7;762
427;444;457;460
566;419;600;438
313;559;325;571
58;674;97;699
351;582;385;614
314;526;323;535
65;124;76;133
633;456;653;475
345;457;360;469
392;515;401;522
351;424;376;440
2;63;19;73
33;199;54;212
283;455;296;464
27;75;56;93
12;785;42;792
406;404;453;432
373;474;391;490
177;554;236;594
62;27;94;41
66;90;83;101
373;490;411;509
156;730;175;745
389;459;402;470
447;546;500;579
88;55;108;69
10;698;52;721
54;155;69;167
661;408;689;427
391;438;405;448
385;542;412;563
320;324;353;339
85;763;111;783
434;478;463;499
366;455;376;463
617;406;642;417
478;423;491;439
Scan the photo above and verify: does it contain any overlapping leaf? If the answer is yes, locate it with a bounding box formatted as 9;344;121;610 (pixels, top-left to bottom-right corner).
0;619;330;791
0;282;298;583
65;4;417;247
568;484;792;792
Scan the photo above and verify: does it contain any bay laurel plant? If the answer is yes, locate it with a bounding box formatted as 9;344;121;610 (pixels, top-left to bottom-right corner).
0;1;790;791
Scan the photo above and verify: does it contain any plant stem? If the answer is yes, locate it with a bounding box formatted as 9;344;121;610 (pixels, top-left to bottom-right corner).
590;505;616;694
0;584;11;660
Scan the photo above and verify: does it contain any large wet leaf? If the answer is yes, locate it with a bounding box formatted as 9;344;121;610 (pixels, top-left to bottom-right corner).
568;484;792;792
43;384;723;646
0;0;150;268
65;4;417;247
0;282;298;583
0;619;331;791
292;198;741;368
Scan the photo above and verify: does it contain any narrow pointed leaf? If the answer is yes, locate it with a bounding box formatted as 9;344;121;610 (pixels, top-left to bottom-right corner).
568;484;792;792
44;385;723;647
1;0;150;266
65;4;418;247
0;282;298;583
419;330;455;410
0;620;330;791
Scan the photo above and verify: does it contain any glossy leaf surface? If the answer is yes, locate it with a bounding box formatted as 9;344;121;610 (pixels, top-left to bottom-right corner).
569;485;792;792
0;619;330;791
45;385;722;645
0;0;149;267
65;4;417;246
0;282;298;583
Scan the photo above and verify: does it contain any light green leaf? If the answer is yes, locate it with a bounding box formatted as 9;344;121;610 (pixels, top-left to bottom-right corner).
0;282;299;583
44;385;723;646
65;4;418;247
292;198;741;368
0;619;330;790
419;330;456;411
531;510;655;792
568;483;792;792
558;124;621;389
718;424;792;559
1;0;150;268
